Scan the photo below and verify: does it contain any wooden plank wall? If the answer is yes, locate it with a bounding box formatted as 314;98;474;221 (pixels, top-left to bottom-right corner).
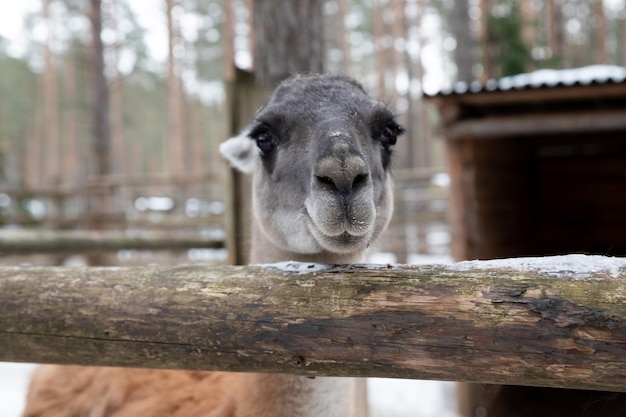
535;133;626;256
447;134;626;261
472;138;537;260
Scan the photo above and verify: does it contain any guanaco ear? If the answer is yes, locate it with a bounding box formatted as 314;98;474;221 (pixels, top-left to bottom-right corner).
219;128;257;174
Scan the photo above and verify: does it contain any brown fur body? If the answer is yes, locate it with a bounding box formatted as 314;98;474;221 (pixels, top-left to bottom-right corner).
24;366;236;417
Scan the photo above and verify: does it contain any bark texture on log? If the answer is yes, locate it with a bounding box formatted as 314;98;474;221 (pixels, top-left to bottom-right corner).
1;255;625;392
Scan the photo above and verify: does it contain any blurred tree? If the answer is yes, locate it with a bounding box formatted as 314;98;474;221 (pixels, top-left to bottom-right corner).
373;0;387;98
480;0;495;79
623;6;626;66
188;96;207;184
222;0;234;81
59;0;103;186
108;0;127;179
323;0;351;76
43;0;61;186
113;2;162;180
520;0;536;68
89;0;111;177
487;0;530;77
545;0;563;65
123;72;167;180
253;0;324;85
594;0;607;64
165;0;186;179
336;0;351;75
185;0;229;196
390;0;406;103
187;0;226;80
450;0;475;83
4;0;623;200
0;52;38;187
60;41;84;186
407;0;431;169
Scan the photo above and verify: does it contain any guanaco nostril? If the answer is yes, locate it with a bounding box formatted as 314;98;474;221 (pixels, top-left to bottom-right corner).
352;173;368;188
316;175;335;187
316;173;368;192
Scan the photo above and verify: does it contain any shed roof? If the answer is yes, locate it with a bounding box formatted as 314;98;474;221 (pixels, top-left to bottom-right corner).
426;65;626;140
428;65;626;97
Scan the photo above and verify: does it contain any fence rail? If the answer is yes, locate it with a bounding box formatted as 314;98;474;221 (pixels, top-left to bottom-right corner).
1;255;625;392
0;229;224;254
0;172;219;197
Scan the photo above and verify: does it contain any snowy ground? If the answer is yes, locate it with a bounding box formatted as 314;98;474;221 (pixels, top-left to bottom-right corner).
369;378;460;417
0;363;36;417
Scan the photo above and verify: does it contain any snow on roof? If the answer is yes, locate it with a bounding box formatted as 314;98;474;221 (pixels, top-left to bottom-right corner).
431;65;626;96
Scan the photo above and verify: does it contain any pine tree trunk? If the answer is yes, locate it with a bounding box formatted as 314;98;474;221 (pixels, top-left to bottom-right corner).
336;0;351;75
190;98;206;196
24;121;40;189
43;0;60;186
390;0;405;105
246;0;254;69
451;0;475;83
222;0;235;81
623;8;626;66
373;0;387;99
595;0;607;64
89;0;110;178
108;0;125;177
165;0;187;215
108;0;128;215
479;0;493;80
520;0;535;69
547;0;564;65
62;49;81;185
390;0;414;171
253;0;324;86
165;0;185;179
413;0;430;168
87;0;111;265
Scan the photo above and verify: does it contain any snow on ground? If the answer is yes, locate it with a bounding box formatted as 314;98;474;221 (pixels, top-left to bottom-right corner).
369;378;460;417
0;362;36;417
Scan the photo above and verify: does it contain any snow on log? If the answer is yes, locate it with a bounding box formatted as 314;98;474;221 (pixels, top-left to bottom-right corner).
1;254;626;391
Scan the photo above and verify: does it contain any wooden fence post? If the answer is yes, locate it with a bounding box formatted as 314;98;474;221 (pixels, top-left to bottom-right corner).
224;69;272;265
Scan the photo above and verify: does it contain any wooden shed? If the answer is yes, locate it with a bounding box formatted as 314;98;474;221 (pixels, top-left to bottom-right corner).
426;65;626;262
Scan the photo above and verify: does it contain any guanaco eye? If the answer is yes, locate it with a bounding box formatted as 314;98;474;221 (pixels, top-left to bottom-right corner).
380;122;404;151
250;129;276;155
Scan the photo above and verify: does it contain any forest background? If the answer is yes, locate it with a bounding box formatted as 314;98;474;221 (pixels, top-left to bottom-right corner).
0;0;625;213
0;2;625;416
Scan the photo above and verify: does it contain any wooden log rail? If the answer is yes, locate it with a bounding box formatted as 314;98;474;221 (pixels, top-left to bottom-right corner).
0;229;224;254
0;172;219;198
1;255;625;392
